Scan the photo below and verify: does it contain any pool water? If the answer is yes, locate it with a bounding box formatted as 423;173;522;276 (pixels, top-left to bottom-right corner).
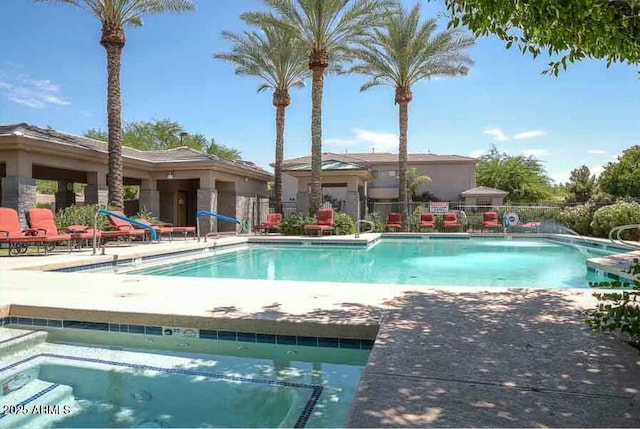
0;328;368;428
128;238;618;288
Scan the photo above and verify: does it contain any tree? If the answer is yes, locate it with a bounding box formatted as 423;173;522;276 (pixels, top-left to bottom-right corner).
407;168;432;202
443;0;640;75
84;119;242;161
347;3;473;226
565;165;597;204
38;0;195;209
599;145;640;198
476;146;552;203
243;0;393;214
215;20;308;214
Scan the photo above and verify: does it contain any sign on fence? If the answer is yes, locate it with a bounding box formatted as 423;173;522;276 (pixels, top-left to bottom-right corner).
429;202;449;214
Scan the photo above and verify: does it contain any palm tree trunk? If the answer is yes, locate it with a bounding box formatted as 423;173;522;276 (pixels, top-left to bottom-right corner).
273;89;290;214
101;28;125;210
309;51;328;214
398;100;409;230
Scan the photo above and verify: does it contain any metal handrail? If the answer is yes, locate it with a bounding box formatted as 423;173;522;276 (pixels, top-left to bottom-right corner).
196;210;241;242
609;224;640;249
355;220;375;238
93;209;157;255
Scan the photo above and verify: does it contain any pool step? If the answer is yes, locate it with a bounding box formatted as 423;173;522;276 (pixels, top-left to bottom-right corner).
0;329;48;358
0;378;75;429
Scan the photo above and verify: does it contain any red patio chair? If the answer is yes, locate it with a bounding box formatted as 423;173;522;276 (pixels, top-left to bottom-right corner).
105;210;148;243
386;213;402;231
254;213;282;235
134;218;174;241
304;208;337;236
26;208;86;252
482;211;502;232
0;208;47;255
442;212;461;231
418;212;436;231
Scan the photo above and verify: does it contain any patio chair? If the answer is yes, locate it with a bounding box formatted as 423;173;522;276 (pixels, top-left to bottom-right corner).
418;213;435;231
386;213;403;232
482;211;502;232
442;212;462;231
504;212;541;233
134;218;174;241
0;208;48;255
105;210;149;243
254;213;282;235
304;208;337;236
24;208;77;252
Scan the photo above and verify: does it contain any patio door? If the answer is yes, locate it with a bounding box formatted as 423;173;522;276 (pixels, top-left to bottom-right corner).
177;191;188;226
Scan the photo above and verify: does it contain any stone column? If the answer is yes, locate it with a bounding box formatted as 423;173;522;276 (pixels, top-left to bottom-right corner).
139;179;159;217
197;188;217;235
84;171;108;207
55;180;76;211
296;191;309;214
2;176;37;228
345;190;360;221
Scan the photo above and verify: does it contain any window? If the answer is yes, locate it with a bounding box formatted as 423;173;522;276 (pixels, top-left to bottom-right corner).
371;170;379;178
388;170;396;177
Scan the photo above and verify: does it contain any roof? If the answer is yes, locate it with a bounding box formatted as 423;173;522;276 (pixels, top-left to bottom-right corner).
281;152;478;166
460;186;509;196
0;123;271;177
284;159;367;171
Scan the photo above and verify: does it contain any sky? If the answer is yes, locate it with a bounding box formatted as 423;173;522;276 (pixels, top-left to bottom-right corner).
0;0;638;184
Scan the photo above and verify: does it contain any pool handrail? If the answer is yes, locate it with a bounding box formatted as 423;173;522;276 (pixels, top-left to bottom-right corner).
609;224;640;250
196;210;241;241
93;209;157;255
355;220;375;238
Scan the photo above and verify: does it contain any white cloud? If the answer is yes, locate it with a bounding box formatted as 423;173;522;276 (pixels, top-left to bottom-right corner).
513;130;547;140
587;149;606;155
325;128;398;152
483;127;508;142
520;148;551;158
549;172;569;184
468;149;485;158
0;67;70;109
589;164;605;177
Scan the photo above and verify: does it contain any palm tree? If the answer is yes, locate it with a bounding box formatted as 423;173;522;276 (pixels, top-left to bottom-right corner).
37;0;195;209
242;0;394;214
407;168;431;201
215;21;309;214
347;3;474;229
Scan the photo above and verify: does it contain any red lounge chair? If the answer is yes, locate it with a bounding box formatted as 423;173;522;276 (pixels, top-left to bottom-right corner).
504;213;541;233
0;208;48;255
135;218;174;241
254;213;282;235
482;211;502;232
304;208;337;236
25;208;76;252
418;212;436;231
105;211;148;243
442;212;461;231
386;213;402;231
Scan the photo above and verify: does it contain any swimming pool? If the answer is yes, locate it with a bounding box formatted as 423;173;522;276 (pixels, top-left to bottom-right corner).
124;238;619;288
0;327;368;428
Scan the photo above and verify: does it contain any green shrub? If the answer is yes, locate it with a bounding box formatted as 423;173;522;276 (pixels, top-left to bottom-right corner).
278;213;315;235
591;202;640;238
587;259;640;348
36;202;52;209
364;212;385;232
334;212;355;235
560;204;597;236
55;204;110;230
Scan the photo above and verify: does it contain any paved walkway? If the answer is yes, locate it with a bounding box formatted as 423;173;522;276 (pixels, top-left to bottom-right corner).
347;288;640;428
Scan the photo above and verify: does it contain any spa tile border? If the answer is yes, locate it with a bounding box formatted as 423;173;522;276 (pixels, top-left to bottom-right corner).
0;317;374;350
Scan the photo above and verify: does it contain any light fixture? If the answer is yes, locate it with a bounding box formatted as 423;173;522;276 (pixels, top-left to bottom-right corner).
167;171;174;180
244;177;249;182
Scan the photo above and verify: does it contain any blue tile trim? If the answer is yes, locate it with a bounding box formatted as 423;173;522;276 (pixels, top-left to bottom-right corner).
0;353;323;428
0;331;38;346
0;383;60;420
6;317;375;350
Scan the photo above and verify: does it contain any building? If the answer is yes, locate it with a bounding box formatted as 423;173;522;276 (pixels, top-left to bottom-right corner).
0;123;272;232
281;151;480;219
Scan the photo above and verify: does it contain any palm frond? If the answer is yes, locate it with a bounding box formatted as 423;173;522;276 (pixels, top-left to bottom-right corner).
346;2;475;92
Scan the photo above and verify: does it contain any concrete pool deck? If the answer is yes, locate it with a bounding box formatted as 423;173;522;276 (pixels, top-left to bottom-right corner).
0;234;639;427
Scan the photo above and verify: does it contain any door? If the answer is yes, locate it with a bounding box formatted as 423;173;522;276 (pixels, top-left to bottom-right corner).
177;191;188;226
